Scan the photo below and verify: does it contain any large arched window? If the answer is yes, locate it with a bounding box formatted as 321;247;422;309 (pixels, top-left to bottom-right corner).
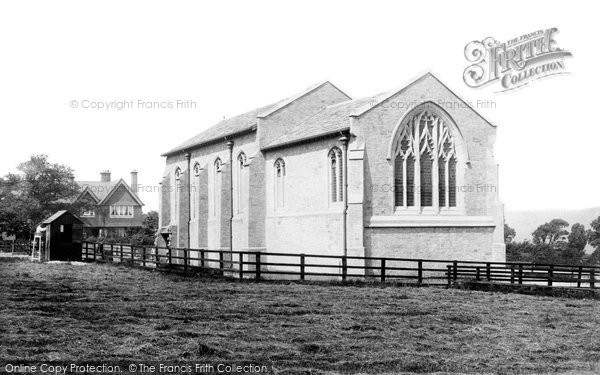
174;167;181;223
328;147;343;203
236;152;247;214
191;162;201;220
274;158;285;210
212;158;223;217
392;108;457;210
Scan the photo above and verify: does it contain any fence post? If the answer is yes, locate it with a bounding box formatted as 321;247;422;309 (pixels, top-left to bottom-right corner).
239;252;244;280
255;252;261;280
219;250;224;275
200;250;205;269
131;245;135;264
93;243;96;261
447;265;452;287
110;244;114;262
341;256;347;282
548;265;554;287
380;258;386;283
300;254;305;281
591;269;595;289
486;263;491;281
142;247;146;267
577;266;583;288
518;265;523;285
167;247;172;266
453;261;458;281
510;265;515;284
417;260;423;284
120;244;124;263
154;246;159;265
476;267;481;281
183;249;188;272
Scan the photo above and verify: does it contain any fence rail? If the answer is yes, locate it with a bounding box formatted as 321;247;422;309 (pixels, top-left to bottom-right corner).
80;242;600;290
0;240;31;255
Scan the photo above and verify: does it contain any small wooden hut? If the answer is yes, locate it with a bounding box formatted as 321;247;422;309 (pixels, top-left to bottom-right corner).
32;210;83;261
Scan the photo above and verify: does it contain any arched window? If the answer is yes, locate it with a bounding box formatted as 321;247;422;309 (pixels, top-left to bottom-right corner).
174;167;181;223
392;108;457;210
236;152;247;214
191;162;201;220
328;147;343;202
274;158;285;209
212;158;223;217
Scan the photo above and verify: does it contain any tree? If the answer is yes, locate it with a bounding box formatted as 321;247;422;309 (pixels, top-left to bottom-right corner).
504;223;516;243
532;219;569;245
568;223;587;251
0;155;92;238
586;217;600;265
97;211;159;246
588;217;600;251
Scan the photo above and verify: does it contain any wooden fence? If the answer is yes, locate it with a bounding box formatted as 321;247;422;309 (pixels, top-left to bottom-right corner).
81;242;600;290
0;240;31;255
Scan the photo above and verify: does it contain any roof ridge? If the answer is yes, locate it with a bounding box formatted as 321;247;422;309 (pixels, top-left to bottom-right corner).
257;80;349;118
263;106;332;148
162;80;351;156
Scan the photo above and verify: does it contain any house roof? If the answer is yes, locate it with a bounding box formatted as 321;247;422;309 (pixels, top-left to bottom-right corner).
161;81;352;156
76;181;118;202
100;179;144;206
76;179;144;206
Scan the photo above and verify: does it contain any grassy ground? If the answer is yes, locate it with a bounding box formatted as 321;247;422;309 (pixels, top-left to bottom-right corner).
1;257;600;374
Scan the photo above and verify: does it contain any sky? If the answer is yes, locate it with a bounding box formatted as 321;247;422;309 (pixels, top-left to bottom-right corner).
0;0;596;213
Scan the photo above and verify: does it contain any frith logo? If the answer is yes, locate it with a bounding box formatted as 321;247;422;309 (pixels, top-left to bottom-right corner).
463;28;572;92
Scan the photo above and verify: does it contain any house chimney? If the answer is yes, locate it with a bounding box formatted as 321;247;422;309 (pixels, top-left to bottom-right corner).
100;170;111;182
131;170;138;193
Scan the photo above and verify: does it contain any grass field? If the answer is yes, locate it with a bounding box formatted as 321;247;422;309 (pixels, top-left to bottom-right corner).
1;257;600;374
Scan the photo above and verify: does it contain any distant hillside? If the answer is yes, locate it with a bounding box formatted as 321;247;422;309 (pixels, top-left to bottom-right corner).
505;207;600;246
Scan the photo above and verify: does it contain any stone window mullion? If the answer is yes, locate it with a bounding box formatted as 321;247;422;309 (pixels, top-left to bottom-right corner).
402;157;407;208
414;119;421;212
432;120;439;212
445;160;450;209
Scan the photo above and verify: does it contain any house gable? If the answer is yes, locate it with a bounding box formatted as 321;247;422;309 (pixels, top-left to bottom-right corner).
100;179;143;207
76;188;100;204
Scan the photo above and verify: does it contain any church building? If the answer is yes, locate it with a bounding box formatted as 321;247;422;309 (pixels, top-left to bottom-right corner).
159;73;505;267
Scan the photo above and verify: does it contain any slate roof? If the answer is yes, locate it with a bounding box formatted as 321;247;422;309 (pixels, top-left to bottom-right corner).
162;103;276;156
262;95;381;150
162;73;496;155
75;179;144;206
162;81;349;156
76;181;118;202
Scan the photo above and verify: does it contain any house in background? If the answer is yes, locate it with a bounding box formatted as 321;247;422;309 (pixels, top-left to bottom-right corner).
75;170;144;237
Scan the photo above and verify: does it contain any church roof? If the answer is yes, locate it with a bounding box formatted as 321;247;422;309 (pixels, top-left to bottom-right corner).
261;95;377;150
162;72;496;155
162;81;345;156
161;103;275;156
